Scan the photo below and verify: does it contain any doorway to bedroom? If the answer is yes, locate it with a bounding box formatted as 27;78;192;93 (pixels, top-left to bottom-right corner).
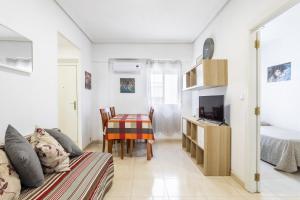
255;2;300;195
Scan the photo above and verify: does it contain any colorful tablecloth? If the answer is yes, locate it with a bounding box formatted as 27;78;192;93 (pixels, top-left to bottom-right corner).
106;114;154;140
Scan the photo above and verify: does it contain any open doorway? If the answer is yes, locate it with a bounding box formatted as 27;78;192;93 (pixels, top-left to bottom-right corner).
57;33;81;147
252;2;300;195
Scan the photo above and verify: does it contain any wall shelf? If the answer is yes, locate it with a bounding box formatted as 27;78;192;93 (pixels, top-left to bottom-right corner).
182;115;231;176
182;59;228;91
0;63;32;73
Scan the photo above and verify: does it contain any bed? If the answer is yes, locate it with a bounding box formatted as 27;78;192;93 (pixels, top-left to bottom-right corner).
261;126;300;173
19;152;114;200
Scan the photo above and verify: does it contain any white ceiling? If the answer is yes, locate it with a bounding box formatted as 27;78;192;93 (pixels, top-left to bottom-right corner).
56;0;228;43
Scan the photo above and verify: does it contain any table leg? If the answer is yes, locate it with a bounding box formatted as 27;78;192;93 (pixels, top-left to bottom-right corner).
150;143;153;157
126;139;130;154
120;140;124;160
102;134;106;152
130;140;133;157
147;140;151;160
108;140;113;154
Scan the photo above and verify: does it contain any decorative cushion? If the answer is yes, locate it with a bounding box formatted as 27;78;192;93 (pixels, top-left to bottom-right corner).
0;150;21;200
4;125;44;188
45;129;83;157
31;127;70;174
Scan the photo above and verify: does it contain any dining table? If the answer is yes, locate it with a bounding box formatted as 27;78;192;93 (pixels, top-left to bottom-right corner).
106;114;154;160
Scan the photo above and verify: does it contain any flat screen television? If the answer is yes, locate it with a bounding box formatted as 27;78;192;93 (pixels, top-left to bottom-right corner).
199;95;224;123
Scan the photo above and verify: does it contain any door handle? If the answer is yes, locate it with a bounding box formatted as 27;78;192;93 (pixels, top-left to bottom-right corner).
70;101;77;110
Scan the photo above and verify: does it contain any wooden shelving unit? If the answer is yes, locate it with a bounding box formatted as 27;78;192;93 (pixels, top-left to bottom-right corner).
182;116;231;176
183;59;228;91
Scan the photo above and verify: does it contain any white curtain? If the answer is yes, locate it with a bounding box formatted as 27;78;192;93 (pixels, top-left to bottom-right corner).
146;60;182;137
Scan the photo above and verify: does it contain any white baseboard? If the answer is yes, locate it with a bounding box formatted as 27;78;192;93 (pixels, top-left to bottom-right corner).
231;171;245;188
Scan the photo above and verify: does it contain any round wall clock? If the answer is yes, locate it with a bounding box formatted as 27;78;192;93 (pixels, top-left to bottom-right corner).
203;38;214;59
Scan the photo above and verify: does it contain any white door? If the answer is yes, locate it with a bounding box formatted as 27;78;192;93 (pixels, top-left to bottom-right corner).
254;31;262;192
245;30;261;193
58;65;78;144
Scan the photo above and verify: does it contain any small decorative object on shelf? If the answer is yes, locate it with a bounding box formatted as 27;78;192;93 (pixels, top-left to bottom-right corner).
203;38;214;59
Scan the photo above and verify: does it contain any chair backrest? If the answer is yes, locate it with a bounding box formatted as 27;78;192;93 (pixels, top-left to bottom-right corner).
110;106;116;118
105;107;111;119
100;108;109;132
149;107;153;114
149;107;154;123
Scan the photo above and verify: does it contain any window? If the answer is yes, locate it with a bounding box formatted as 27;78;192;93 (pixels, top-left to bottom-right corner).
150;73;179;105
151;74;163;98
147;61;182;135
164;74;178;104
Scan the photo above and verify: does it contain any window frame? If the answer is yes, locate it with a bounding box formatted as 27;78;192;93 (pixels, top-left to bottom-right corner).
150;70;179;105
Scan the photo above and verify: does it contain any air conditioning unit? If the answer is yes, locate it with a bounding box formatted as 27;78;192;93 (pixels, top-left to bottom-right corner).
112;60;144;74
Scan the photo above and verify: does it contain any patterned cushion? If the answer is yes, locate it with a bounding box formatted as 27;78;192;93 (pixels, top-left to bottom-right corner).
0;150;21;200
31;127;70;174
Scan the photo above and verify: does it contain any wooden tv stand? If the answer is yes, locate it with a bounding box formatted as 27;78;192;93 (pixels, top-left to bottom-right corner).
182;116;231;176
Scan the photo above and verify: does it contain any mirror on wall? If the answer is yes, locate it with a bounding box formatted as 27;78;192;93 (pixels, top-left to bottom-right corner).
0;24;33;73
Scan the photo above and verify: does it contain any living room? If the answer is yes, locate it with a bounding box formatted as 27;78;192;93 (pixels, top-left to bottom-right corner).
1;0;300;199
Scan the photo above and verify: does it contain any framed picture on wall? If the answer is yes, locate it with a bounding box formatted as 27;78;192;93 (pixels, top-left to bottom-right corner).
85;71;92;89
120;78;135;93
267;62;291;83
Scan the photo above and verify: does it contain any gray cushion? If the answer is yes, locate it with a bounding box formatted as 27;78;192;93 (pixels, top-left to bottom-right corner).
45;128;83;157
4;125;44;187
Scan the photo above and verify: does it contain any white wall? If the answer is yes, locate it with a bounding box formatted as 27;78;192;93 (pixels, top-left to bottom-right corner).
191;0;293;182
109;67;148;115
92;43;193;140
261;3;300;131
58;45;80;60
0;0;92;148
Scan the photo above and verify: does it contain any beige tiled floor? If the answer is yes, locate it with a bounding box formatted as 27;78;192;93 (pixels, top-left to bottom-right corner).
85;140;300;200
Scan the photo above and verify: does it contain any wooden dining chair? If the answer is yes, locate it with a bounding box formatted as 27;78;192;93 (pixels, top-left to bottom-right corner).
110;106;116;118
148;107;154;157
100;108;109;152
149;107;154;123
105;107;112;119
101;107;125;158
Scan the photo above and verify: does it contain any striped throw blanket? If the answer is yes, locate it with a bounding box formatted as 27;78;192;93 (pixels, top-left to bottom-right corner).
20;152;114;200
106;114;154;140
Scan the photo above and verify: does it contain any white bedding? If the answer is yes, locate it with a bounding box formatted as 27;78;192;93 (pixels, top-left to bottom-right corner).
261;126;300;140
261;126;300;172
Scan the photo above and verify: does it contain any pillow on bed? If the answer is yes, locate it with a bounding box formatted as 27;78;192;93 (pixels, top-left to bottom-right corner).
45;128;82;157
0;149;21;200
261;121;271;126
31;127;70;174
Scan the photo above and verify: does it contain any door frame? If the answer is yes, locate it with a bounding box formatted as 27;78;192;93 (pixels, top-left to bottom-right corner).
245;0;300;193
58;59;82;149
